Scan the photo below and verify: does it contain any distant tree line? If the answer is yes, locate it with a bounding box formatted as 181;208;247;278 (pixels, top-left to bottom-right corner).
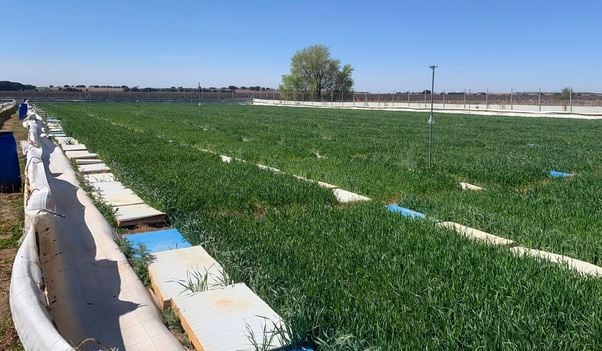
0;81;36;91
124;85;274;93
42;84;275;93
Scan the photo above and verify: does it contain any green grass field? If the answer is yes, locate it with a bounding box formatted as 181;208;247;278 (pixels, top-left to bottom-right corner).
41;102;602;350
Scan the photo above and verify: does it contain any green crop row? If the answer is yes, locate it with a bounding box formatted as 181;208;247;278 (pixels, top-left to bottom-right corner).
41;103;602;350
42;103;602;265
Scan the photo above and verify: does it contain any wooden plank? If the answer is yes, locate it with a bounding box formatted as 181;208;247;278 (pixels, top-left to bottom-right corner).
96;188;144;206
65;150;97;160
62;144;87;151
78;163;111;174
114;203;166;227
75;158;103;165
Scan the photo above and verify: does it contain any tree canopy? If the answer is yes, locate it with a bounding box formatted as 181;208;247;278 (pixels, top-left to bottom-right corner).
0;81;36;91
280;45;353;100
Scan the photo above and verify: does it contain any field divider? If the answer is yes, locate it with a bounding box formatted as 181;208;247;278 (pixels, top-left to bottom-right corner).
436;221;515;246
510;247;602;277
386;206;602;277
436;221;602;277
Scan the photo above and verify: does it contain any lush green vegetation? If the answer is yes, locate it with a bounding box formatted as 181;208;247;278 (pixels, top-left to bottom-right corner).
44;103;602;264
41;102;602;350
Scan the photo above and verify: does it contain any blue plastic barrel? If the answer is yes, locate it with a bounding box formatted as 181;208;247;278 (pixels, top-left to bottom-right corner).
0;131;21;192
18;103;27;119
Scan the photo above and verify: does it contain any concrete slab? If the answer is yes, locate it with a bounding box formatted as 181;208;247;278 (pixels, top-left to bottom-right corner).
75;158;103;165
78;163;111;174
65;150;98;160
172;283;285;351
257;164;281;172
48;133;67;138
332;188;371;203
61;144;87;151
220;155;232;163
96;188;145;206
84;173;116;183
124;229;190;253
437;222;514;246
511;246;602;276
90;181;126;193
317;181;338;189
460;182;484;191
149;245;225;309
114;204;166;227
55;137;79;145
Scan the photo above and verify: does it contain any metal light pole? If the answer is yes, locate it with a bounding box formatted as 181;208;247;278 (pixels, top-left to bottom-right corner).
428;65;437;168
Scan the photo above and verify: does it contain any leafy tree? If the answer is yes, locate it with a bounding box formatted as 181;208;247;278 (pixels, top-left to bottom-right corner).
560;87;572;101
280;45;353;100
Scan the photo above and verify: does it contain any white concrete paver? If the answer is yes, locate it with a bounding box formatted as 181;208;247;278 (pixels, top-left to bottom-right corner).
172;283;285;351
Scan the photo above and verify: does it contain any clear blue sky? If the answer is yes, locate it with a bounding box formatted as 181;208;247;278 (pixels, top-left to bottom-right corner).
2;0;601;92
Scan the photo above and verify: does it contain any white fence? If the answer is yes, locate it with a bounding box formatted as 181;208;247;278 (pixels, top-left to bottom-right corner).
253;99;602;119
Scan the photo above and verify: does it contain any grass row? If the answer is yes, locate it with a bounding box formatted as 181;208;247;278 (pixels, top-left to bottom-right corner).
41;103;602;350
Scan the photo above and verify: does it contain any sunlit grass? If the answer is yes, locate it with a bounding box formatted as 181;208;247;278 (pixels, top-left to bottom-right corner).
41;102;602;350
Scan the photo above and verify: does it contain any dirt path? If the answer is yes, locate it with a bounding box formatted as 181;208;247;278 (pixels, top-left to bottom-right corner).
0;111;26;351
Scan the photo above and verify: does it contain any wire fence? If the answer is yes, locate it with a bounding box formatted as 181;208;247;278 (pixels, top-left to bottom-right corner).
1;90;602;109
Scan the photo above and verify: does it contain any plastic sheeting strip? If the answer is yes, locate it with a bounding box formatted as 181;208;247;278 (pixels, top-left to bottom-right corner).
386;204;426;219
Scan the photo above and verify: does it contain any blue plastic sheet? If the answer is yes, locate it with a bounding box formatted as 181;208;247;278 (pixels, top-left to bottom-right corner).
548;170;573;178
124;228;191;253
386;204;426;219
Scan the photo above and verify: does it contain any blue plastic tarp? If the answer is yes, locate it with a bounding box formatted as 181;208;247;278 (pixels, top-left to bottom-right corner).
386;204;426;219
548;170;573;178
124;228;191;253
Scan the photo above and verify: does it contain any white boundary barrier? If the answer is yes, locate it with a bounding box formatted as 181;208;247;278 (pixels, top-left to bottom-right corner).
10;115;73;350
252;98;602;119
10;111;184;350
0;99;17;114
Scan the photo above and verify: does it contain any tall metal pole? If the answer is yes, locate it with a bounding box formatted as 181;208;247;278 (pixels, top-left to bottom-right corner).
468;89;471;113
569;88;573;112
428;65;437;168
